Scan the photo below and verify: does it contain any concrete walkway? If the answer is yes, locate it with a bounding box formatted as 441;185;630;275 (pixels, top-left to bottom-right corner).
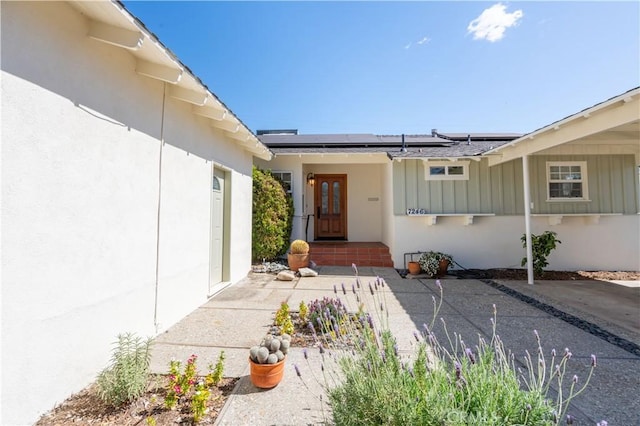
149;267;640;425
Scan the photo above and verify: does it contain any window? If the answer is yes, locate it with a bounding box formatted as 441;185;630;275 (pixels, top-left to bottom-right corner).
423;161;469;181
271;171;293;194
547;161;588;201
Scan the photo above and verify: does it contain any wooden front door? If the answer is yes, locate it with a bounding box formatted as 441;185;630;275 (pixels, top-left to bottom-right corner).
314;174;347;240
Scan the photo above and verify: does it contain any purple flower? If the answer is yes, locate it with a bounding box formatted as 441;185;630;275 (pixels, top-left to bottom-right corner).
597;421;608;426
591;354;597;367
351;283;356;294
341;283;346;295
394;344;399;357
465;348;476;365
454;361;462;379
551;348;556;357
303;348;308;360
333;284;337;295
294;364;301;377
352;263;358;276
368;282;374;295
413;330;420;342
566;414;574;425
572;375;578;384
435;279;442;290
319;345;325;354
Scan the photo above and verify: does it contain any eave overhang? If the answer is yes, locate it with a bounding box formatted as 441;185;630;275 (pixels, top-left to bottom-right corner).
67;0;272;161
484;88;640;167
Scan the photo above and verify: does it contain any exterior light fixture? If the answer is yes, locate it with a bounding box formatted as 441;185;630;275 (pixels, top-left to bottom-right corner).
306;173;315;186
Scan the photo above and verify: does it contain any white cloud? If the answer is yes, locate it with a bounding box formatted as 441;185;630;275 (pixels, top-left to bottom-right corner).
467;3;523;42
404;36;430;49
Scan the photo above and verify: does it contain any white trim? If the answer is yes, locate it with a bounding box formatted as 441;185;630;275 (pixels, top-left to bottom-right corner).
546;161;589;201
423;160;470;181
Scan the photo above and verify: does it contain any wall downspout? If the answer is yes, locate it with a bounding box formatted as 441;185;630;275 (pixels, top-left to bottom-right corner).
153;83;167;331
522;154;534;284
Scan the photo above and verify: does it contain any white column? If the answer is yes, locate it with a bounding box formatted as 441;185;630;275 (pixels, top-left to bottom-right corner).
522;155;534;284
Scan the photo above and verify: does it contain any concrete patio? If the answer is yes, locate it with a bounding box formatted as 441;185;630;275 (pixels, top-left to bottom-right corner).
149;266;640;425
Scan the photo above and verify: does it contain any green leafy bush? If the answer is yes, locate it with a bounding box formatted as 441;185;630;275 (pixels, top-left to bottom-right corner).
521;231;562;277
96;333;152;407
252;167;294;262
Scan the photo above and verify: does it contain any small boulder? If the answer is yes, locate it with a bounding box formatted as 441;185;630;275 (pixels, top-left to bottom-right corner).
298;267;318;277
276;270;296;281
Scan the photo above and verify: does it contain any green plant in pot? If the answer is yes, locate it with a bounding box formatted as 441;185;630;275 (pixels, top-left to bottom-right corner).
287;239;310;271
248;333;290;388
418;251;453;277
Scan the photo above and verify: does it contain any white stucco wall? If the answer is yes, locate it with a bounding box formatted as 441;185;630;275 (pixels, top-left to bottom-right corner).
1;2;254;424
392;215;640;271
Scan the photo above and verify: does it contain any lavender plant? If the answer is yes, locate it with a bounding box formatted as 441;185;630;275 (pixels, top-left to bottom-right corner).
295;266;601;426
96;332;152;407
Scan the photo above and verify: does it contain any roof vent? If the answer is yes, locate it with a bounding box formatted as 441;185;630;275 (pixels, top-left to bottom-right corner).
401;134;407;153
431;128;438;137
467;134;471;145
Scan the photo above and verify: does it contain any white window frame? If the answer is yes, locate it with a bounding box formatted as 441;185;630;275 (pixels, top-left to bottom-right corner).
271;170;293;195
423;161;470;181
546;161;589;201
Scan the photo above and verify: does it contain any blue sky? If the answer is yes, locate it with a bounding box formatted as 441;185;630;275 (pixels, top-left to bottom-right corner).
123;1;640;135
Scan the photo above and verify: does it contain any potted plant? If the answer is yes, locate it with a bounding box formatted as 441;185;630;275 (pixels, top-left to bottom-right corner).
248;333;290;389
418;251;453;277
407;261;422;275
287;239;310;271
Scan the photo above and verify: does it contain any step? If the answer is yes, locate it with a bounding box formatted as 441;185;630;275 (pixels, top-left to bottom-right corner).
309;243;394;268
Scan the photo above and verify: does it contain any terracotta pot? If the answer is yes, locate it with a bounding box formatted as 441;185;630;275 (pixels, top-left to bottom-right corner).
407;261;421;275
249;357;285;389
287;253;310;272
436;259;450;277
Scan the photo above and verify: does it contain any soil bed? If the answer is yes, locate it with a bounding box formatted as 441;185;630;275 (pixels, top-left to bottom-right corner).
35;377;238;426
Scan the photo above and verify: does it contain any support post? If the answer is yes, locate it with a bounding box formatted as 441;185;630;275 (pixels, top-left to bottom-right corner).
522;155;534;284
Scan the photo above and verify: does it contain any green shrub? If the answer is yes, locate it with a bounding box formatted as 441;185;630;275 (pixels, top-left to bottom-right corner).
521;231;562;277
252;167;294;262
96;333;152;407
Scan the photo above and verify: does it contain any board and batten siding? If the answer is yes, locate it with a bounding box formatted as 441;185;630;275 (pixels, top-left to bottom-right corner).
393;154;637;216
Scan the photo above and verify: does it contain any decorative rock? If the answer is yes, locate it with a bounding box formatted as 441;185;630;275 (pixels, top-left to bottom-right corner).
276;270;296;281
298;267;318;277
